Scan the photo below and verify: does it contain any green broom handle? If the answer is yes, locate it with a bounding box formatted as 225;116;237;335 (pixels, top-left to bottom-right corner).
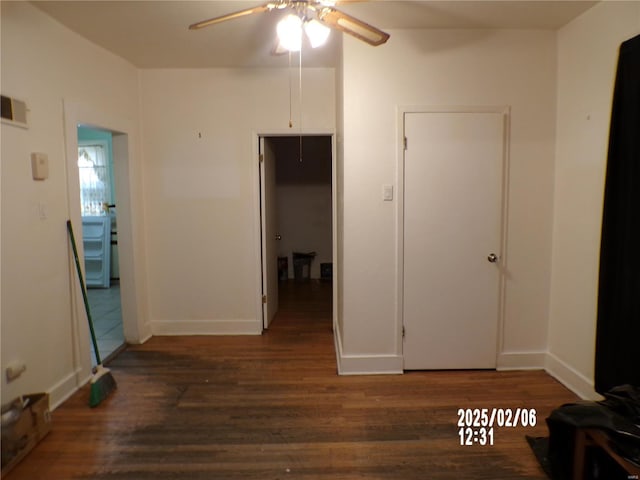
67;220;102;365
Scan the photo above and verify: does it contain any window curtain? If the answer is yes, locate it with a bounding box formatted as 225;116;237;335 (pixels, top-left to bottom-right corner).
595;34;640;394
78;144;110;216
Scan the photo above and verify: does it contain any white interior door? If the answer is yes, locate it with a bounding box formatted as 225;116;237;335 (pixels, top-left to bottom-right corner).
260;137;279;328
402;111;505;369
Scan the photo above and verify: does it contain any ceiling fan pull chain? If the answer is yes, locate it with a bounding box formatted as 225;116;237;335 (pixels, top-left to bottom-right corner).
299;45;303;162
288;51;293;128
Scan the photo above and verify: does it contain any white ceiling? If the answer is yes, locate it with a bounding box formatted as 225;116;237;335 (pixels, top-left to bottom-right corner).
32;1;598;68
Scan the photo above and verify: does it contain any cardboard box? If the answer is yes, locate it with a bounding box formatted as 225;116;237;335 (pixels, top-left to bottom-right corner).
1;393;52;475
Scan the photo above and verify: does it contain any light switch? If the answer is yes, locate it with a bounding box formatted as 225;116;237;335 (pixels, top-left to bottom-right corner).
383;184;393;201
31;152;49;180
38;202;48;220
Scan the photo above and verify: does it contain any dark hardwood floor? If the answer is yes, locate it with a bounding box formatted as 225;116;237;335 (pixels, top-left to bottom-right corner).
6;280;577;479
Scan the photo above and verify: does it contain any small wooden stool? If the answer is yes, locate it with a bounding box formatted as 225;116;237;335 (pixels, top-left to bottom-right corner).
573;428;640;480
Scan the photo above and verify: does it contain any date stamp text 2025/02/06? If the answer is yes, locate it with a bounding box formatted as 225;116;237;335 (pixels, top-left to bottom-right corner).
457;408;538;446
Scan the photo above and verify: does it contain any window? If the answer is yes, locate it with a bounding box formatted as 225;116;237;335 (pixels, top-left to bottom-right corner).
78;141;112;216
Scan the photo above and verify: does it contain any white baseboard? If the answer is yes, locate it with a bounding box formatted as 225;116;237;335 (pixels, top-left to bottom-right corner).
137;323;153;343
496;351;546;370
150;319;262;336
544;352;602;400
334;329;403;375
124;323;153;345
49;369;86;410
138;331;153;344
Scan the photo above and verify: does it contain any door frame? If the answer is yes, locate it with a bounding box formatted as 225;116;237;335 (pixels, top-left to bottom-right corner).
64;100;151;387
396;106;511;366
259;136;278;329
252;130;338;332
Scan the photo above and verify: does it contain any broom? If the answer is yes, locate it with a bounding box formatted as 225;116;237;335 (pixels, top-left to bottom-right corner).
66;220;117;407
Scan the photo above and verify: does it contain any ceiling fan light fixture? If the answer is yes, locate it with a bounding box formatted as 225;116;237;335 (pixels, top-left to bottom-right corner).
277;14;303;52
190;2;390;50
304;19;330;48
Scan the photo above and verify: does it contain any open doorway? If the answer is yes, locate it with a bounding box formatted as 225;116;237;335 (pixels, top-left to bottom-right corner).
77;126;125;364
259;135;334;330
64;100;148;388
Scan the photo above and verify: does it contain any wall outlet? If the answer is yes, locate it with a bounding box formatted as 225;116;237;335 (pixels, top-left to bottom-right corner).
6;361;26;382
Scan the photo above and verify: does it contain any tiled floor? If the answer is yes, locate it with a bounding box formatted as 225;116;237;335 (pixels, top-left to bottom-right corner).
87;282;124;365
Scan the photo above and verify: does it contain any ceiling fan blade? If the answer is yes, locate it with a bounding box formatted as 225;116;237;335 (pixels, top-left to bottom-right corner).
318;6;389;46
189;3;272;30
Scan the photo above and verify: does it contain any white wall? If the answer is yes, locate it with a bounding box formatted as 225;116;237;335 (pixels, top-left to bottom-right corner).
334;40;346;348
339;29;557;372
547;2;640;399
0;2;141;407
139;68;335;334
276;184;332;279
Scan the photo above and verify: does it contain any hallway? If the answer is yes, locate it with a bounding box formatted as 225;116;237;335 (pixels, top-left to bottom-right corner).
87;282;125;363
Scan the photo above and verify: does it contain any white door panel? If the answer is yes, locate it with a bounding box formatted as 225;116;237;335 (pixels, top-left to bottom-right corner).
403;111;504;369
260;137;279;328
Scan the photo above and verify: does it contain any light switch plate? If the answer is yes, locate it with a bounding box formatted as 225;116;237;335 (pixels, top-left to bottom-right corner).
383;184;393;201
31;152;49;180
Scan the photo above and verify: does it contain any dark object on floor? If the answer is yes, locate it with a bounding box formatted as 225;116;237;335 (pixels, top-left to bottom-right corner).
320;262;332;281
67;220;117;407
547;384;640;479
277;256;288;281
595;33;640;394
292;251;316;281
526;435;552;479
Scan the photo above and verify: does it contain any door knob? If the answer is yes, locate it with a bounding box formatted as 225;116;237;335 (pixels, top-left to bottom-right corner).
275;234;282;241
487;253;499;263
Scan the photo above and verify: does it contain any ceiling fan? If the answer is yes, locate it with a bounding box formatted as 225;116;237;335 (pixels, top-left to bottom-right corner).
189;0;390;49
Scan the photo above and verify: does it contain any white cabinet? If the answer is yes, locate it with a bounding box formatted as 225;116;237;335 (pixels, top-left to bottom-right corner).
82;216;111;288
